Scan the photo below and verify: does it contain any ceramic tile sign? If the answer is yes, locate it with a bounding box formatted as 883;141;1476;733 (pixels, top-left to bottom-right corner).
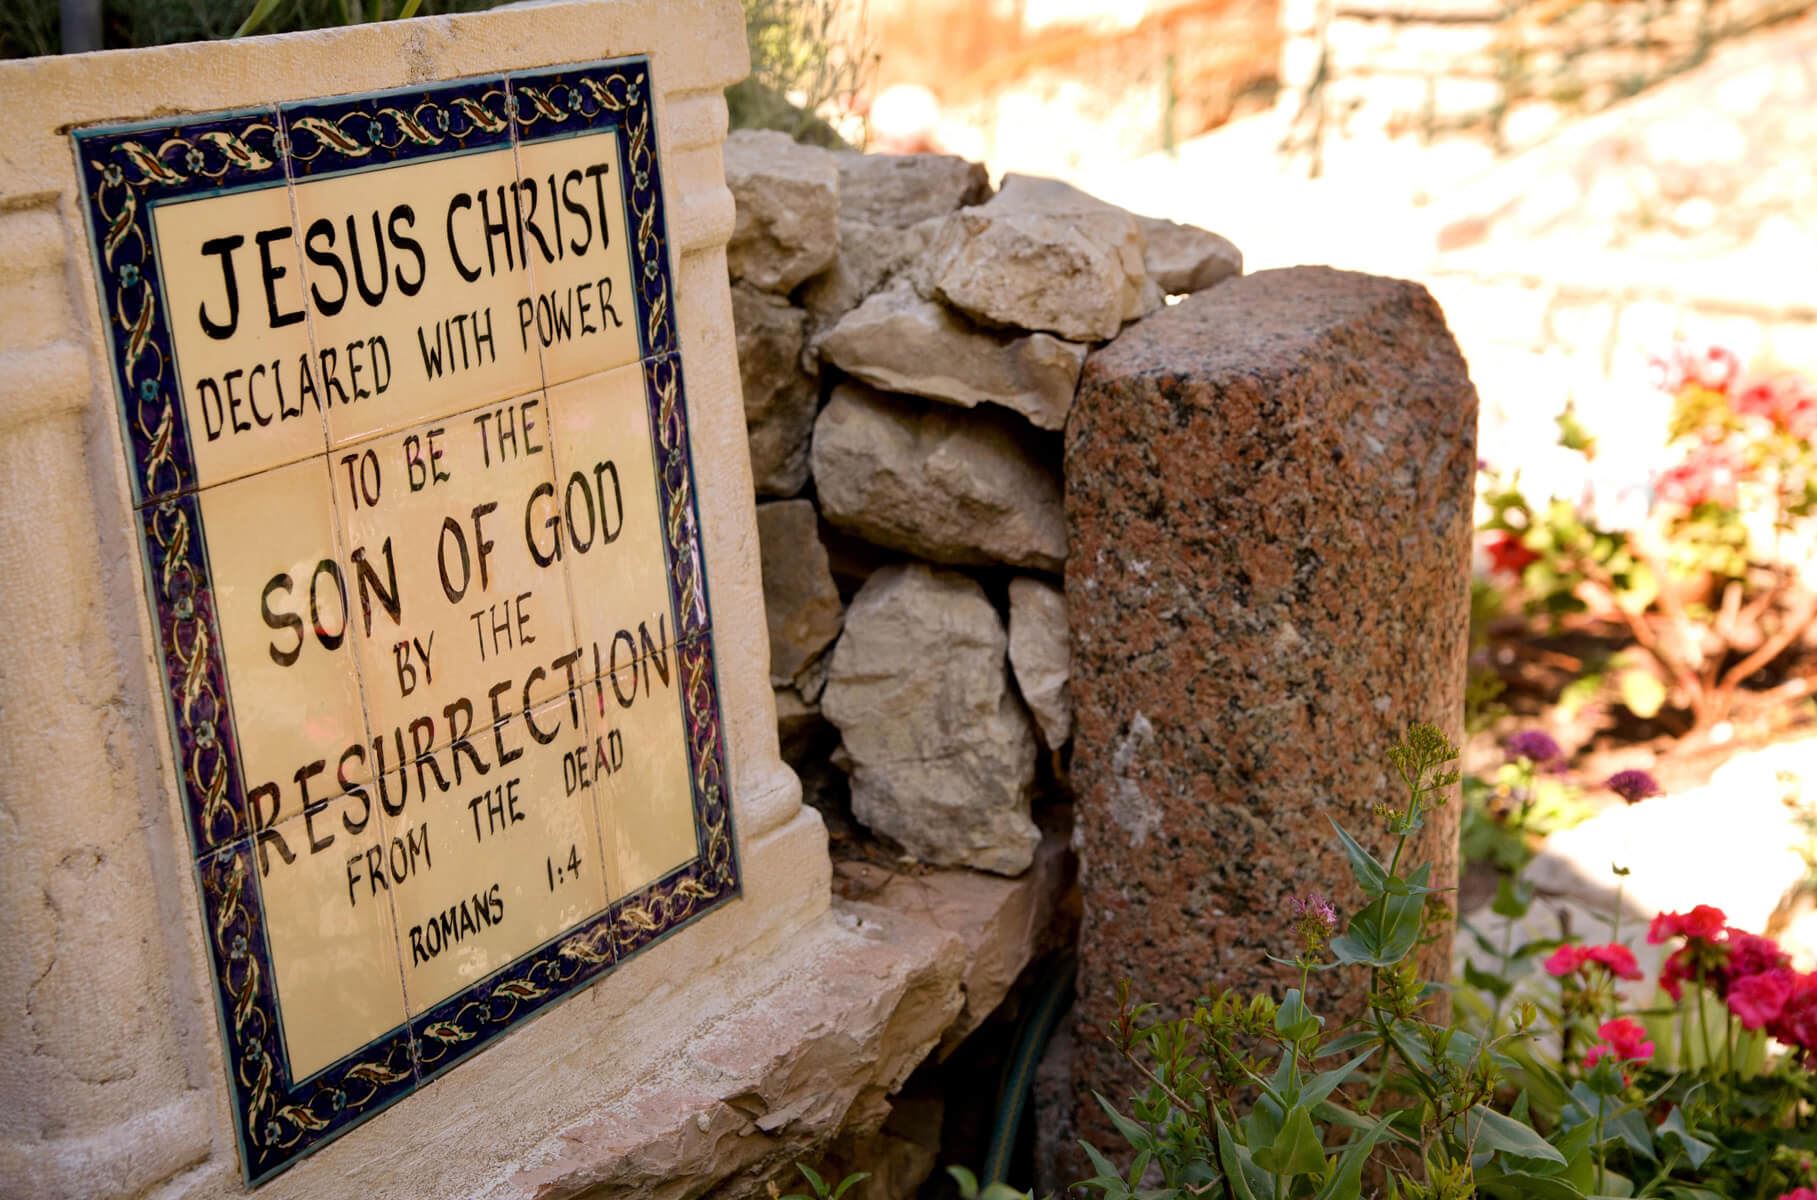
73;59;739;1186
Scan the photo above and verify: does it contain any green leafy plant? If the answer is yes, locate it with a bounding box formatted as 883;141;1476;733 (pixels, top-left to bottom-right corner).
1080;723;1541;1199
773;1161;869;1200
947;1164;1035;1200
1459;744;1593;874
1083;722;1817;1199
728;0;875;146
238;0;429;38
0;0;501;57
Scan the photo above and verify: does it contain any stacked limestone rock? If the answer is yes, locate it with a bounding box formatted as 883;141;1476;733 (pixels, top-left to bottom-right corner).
729;129;1242;877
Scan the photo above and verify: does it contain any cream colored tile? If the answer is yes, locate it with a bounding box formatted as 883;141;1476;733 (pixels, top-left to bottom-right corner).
544;364;681;684
390;693;607;1013
197;454;371;827
290;146;544;446
335;393;580;747
149;182;326;490
253;797;409;1081
514;131;641;388
594;640;701;900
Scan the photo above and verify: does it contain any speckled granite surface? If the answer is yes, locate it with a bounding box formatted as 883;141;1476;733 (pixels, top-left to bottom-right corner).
1064;266;1478;1142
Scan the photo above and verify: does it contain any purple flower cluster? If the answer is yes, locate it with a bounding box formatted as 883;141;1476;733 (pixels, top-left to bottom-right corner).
1504;729;1564;767
1606;769;1662;805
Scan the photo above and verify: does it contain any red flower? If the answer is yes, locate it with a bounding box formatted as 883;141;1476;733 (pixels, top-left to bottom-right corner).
1770;974;1817;1054
1656;443;1744;509
1649;906;1727;944
1585;1017;1655;1071
1775;1189;1817;1200
1586;943;1644;981
1546;942;1644;983
1729;967;1797;1031
1660;946;1692;1000
1722;930;1792;988
1545;945;1588;977
1691;346;1742;394
1737;376;1817;439
1484;531;1539;576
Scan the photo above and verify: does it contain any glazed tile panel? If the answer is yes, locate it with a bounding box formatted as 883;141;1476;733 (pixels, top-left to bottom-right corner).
74;58;739;1186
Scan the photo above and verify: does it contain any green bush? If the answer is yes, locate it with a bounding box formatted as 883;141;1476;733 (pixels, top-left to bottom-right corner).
2;0;497;58
727;0;874;147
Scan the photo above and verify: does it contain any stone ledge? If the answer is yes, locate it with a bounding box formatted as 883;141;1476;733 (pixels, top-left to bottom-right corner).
506;900;965;1200
835;829;1076;1056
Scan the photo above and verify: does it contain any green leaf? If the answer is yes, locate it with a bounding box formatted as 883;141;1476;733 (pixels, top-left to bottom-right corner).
1124;1149;1151;1192
1074;1145;1128;1199
1246;1097;1283;1156
396;0;424;17
832;1170;872;1200
1618;669;1666;719
1463;958;1512;999
1329;819;1389;896
1093;1092;1153;1155
1302;1048;1376;1109
1463;1104;1568;1168
1655;1107;1715;1169
1275;988;1321;1043
1492;874;1534;918
1477;1170;1588;1200
795;1162;829;1198
235;0;287;36
1313;1114;1398;1200
1215;1117;1261;1200
1329;865;1430;967
829;1172;871;1200
1615;561;1658;612
1605;1107;1656;1161
1255;1105;1327;1177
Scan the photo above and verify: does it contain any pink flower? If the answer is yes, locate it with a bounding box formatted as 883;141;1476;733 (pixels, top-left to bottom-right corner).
1586;943;1644;982
1546;942;1644;983
1288;892;1338;935
1585;1017;1655;1071
1545;945;1588;977
1287;892;1338;956
1776;1188;1817;1200
1729;967;1797;1031
1649;347;1690;394
1660;946;1692;1000
1737;376;1817;439
1649;905;1727;944
1656;443;1744;510
1690;346;1742;394
1722;930;1792;988
1771;974;1817;1054
1602;1018;1655;1060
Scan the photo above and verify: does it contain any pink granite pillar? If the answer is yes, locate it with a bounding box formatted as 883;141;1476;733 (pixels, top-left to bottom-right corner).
1063;266;1477;1152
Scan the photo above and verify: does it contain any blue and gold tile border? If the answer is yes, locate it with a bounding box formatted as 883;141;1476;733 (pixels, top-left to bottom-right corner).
74;56;741;1186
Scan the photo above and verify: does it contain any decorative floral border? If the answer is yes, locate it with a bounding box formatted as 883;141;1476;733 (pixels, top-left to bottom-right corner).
75;57;739;1186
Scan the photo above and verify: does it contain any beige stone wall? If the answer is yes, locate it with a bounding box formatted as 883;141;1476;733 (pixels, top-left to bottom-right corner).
0;4;841;1196
1278;0;1814;148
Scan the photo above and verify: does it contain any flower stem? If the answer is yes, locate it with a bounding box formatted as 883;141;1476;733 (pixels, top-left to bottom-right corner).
1595;1092;1608;1195
1695;977;1714;1076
